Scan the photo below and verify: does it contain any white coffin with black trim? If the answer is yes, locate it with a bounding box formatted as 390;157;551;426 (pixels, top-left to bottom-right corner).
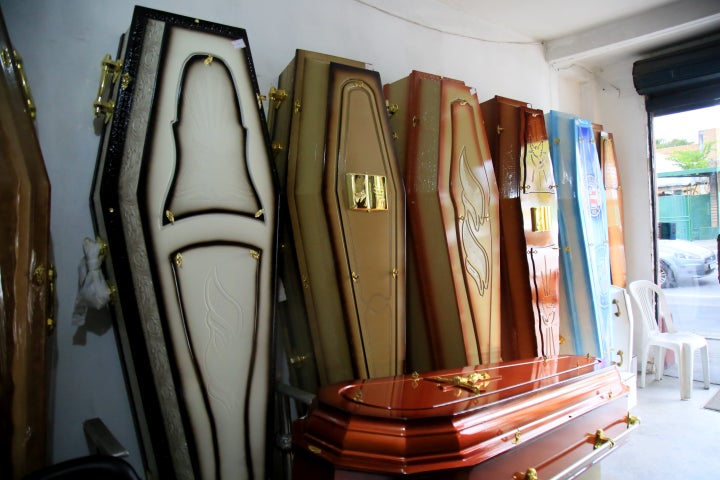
91;7;277;479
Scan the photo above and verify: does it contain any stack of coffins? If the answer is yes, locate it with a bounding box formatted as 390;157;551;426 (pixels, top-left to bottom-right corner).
384;72;500;371
269;50;406;386
292;355;638;479
91;7;276;479
546;111;613;360
480;96;561;361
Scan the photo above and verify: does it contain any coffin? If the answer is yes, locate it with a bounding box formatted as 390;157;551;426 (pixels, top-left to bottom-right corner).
384;72;500;370
480;96;561;360
546;112;612;360
270;50;406;385
292;355;636;479
598;131;627;288
90;7;277;479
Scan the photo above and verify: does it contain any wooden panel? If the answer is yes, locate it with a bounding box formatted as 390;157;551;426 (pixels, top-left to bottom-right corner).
324;63;405;379
91;7;276;479
0;6;52;478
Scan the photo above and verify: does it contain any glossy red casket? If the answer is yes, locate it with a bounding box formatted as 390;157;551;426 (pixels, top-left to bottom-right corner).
292;355;635;478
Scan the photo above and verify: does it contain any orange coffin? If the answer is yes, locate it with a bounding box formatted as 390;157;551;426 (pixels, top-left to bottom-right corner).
292;355;635;479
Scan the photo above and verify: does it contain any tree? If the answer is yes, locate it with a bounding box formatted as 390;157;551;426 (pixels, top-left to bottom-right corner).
655;138;692;148
667;141;715;170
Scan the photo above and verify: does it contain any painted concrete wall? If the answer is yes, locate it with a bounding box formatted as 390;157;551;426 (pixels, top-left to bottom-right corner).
0;0;655;475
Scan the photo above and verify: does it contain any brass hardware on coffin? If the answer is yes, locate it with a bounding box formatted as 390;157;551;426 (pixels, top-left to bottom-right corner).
250;250;260;260
165;210;175;224
428;371;491;394
589;428;615;449
614;349;624;367
531;206;551;232
46;263;56;334
288;353;310;367
268;87;288;109
97;237;109;259
626;412;640;427
94;54;124;123
512;429;522;445
271;142;284;154
107;283;118;304
7;49;37;119
256;92;265;109
612;298;621;317
294;99;302;114
346;173;388;211
513;467;538;480
353;389;363;403
174;253;183;268
203;55;214;65
385;99;399;116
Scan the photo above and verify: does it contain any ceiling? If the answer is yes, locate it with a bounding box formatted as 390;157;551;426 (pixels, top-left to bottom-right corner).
357;0;720;70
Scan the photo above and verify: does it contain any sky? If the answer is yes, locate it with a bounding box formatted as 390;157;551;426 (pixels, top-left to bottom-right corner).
653;104;720;143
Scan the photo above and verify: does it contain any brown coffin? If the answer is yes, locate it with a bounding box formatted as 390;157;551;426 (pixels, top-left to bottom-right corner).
383;72;500;369
292;355;635;478
0;7;52;477
480;96;561;360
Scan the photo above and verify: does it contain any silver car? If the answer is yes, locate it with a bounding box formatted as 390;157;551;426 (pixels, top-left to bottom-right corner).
658;239;717;288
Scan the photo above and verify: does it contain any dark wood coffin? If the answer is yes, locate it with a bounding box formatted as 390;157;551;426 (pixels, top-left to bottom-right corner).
384;72;500;370
90;7;277;479
292;355;636;479
0;7;53;477
480;96;561;361
270;51;406;385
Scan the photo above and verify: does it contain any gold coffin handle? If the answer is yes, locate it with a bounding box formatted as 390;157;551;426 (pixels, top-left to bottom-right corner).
93;54;124;123
530;206;551;232
513;467;538;480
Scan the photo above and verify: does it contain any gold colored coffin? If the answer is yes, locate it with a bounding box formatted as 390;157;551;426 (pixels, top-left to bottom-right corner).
91;7;276;479
480;96;561;360
273;51;405;385
599;132;627;288
384;72;500;369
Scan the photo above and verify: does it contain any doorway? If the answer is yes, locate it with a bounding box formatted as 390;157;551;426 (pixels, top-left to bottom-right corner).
651;104;720;383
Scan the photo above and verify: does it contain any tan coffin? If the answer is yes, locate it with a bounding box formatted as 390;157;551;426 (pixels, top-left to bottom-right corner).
271;50;366;387
0;7;53;477
384;72;500;368
273;51;405;384
599;132;627;288
91;7;276;478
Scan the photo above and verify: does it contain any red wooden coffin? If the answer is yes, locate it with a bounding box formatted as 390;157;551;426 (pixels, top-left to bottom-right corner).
292;355;636;479
383;72;500;371
480;96;561;361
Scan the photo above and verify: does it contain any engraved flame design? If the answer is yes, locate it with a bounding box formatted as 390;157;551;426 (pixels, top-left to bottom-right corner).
458;148;490;297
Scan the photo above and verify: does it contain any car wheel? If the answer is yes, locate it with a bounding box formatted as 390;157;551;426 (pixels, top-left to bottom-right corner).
659;261;676;288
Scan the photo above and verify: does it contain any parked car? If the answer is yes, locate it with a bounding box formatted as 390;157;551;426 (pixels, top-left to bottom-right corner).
658;239;718;288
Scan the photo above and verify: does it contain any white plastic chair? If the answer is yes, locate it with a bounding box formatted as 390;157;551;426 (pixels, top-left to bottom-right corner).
628;279;709;400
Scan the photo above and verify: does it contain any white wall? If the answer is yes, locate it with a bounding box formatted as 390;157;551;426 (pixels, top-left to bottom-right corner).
1;0;656;475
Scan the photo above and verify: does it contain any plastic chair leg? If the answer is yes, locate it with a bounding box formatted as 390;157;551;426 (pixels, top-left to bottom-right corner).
680;343;693;400
702;345;710;390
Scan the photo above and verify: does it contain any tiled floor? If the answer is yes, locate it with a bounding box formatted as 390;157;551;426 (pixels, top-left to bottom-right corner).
600;373;720;479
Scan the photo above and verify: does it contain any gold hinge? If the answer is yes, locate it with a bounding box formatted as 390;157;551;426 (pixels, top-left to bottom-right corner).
385;99;399;116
